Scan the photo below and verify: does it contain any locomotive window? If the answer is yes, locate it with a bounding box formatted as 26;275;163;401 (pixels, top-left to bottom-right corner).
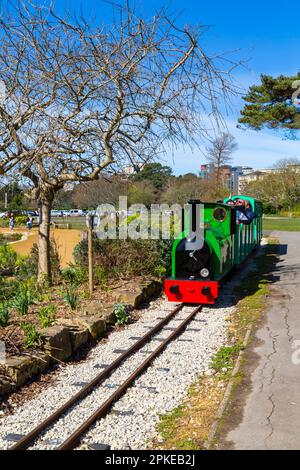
213;207;227;222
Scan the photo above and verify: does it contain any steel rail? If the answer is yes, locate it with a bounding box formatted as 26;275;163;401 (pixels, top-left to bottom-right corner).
11;303;185;450
58;304;202;450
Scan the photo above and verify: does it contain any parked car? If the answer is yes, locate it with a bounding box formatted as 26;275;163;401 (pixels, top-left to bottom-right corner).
50;210;64;217
62;210;71;217
26;210;38;217
68;209;86;217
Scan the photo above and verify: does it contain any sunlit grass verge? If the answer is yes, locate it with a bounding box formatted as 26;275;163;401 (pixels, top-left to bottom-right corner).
263;217;300;231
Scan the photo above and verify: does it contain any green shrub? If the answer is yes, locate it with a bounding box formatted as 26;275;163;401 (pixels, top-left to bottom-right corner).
0;216;28;228
153;264;167;278
38;305;57;328
0;245;18;272
0;303;9;327
94;265;108;289
73;237;172;280
21;323;41;349
62;264;107;291
12;283;36;315
61;265;88;286
13;292;31;315
63;284;79;310
14;216;28;226
0;275;25;301
0;233;23;244
61;266;77;284
36;291;51;303
279;211;300;218
114;303;130;326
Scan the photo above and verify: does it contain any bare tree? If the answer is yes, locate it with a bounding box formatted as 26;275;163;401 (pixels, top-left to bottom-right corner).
160;173;229;205
160;174;206;206
205;132;238;185
0;1;239;284
72;176;129;209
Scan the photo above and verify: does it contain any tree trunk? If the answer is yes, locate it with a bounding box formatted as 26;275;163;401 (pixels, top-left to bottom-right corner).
38;197;53;285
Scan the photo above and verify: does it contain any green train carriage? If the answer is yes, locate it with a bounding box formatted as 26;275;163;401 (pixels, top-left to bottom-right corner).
164;195;263;304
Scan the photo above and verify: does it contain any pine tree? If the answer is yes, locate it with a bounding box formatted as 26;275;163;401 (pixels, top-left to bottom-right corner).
239;73;300;130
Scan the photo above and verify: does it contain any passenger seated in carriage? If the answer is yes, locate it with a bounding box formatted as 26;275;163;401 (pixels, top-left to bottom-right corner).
235;199;254;224
226;198;255;224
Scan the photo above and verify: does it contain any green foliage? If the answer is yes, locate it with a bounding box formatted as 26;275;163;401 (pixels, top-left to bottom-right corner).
132;163;173;191
93;265;108;289
36;291;51;303
13;292;31;315
21;323;41;349
61;266;77;283
61;265;88;286
209;345;241;375
0;276;19;301
38;304;57;328
156;405;199;449
153;264;167;278
127;180;157;206
73;237;172;280
0;303;9;327
263;217;300;231
63;284;79;310
0;183;25;210
239;73;300;131
0;233;23;244
12;282;36;315
8;193;26;210
244;159;300;212
0;245;18;271
114;304;130;326
160;174;202;205
0;216;27;228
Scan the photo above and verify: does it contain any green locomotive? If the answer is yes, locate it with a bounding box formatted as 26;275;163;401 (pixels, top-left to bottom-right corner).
164;195;263;304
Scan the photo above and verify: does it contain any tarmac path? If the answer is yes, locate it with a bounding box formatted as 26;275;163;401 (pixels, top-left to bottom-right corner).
225;231;300;449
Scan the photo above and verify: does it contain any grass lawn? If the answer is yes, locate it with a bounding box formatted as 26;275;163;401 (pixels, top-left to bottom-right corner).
51;216;86;230
263;217;300;231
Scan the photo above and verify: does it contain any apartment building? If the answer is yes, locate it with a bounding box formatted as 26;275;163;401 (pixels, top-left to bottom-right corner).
199;164;253;193
201;162;300;194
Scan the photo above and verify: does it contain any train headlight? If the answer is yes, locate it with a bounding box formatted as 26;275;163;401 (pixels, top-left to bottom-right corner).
200;268;209;278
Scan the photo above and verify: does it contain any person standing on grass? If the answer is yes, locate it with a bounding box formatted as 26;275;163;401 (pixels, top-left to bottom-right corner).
26;216;33;231
9;215;14;231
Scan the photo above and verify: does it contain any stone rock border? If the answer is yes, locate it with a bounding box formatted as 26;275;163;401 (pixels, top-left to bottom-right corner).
0;279;162;397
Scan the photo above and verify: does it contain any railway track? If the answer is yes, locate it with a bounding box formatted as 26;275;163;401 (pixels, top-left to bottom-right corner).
10;303;203;451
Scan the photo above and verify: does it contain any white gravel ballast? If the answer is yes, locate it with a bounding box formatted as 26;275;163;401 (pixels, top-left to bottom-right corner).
0;298;235;450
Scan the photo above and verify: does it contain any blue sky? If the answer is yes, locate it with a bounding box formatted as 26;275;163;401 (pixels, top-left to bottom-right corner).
150;0;300;174
12;0;300;175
